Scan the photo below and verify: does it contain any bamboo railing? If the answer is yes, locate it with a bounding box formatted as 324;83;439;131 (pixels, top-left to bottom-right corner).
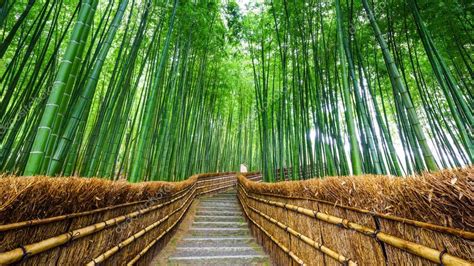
237;173;474;266
0;172;239;265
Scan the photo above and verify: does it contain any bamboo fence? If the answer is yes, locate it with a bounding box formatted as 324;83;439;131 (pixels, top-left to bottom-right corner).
0;172;237;265
237;167;474;266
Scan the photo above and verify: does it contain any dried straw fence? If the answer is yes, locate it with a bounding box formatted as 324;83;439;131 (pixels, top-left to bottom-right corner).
237;167;474;265
0;172;237;265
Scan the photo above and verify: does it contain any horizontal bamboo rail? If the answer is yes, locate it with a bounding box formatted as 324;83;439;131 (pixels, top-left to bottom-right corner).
238;190;356;265
196;174;235;183
239;182;472;266
197;179;237;195
238;193;306;266
0;200;147;232
247;175;262;181
197;177;235;189
0;182;195;265
126;192;195;266
86;188;196;265
198;182;237;196
244;174;474;241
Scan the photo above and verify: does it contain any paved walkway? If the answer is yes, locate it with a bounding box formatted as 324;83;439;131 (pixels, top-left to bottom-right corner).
166;190;269;265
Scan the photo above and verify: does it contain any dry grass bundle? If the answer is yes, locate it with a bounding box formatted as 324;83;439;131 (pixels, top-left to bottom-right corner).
240;167;473;230
0;175;196;225
0;172;235;265
238;167;474;265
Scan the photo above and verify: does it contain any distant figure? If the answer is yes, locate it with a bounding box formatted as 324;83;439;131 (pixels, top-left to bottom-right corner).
240;164;248;173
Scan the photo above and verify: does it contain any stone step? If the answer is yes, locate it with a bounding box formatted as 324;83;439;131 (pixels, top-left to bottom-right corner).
213;195;237;197
178;237;254;248
201;198;236;202
206;194;236;198
192;221;247;228
199;202;238;206
196;210;241;216
198;205;240;210
194;215;244;222
200;199;237;203
199;202;237;206
197;207;240;211
199;202;240;208
189;227;250;237
168;254;269;265
172;247;262;257
163;189;269;266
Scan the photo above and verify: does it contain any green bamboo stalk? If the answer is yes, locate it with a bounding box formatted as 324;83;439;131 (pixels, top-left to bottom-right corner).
24;0;97;176
361;0;438;171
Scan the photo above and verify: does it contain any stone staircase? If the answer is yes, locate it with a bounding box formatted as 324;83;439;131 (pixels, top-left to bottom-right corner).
167;190;269;265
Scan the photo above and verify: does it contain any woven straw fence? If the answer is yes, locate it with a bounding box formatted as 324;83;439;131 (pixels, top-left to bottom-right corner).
0;172;236;265
237;167;474;266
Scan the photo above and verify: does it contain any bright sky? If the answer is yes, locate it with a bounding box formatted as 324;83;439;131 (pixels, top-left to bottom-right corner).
236;0;263;14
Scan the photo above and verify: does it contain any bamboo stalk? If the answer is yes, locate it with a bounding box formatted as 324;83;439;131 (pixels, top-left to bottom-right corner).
239;183;472;266
238;194;306;266
86;189;195;265
0;182;195;264
239;174;474;240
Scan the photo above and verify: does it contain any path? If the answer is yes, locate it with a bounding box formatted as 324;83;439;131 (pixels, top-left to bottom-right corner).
166;190;270;265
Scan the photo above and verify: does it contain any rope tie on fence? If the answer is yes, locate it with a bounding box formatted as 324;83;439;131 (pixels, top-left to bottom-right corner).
370;229;380;238
18;245;30;263
439;247;448;266
296;232;303;240
313;210;319;217
341;259;350;266
337;219;350;229
65;231;80;247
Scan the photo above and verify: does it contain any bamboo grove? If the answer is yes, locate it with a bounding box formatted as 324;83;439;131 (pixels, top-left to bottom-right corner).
0;0;259;181
0;0;472;182
245;0;472;180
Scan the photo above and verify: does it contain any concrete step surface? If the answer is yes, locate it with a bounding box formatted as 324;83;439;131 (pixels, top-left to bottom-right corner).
194;215;244;222
178;237;254;248
195;210;242;216
192;221;247;228
171;247;262;257
189;227;250;237
165;189;269;265
167;255;269;265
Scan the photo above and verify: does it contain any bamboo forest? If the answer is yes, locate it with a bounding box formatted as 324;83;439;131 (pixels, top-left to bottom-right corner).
0;0;473;265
